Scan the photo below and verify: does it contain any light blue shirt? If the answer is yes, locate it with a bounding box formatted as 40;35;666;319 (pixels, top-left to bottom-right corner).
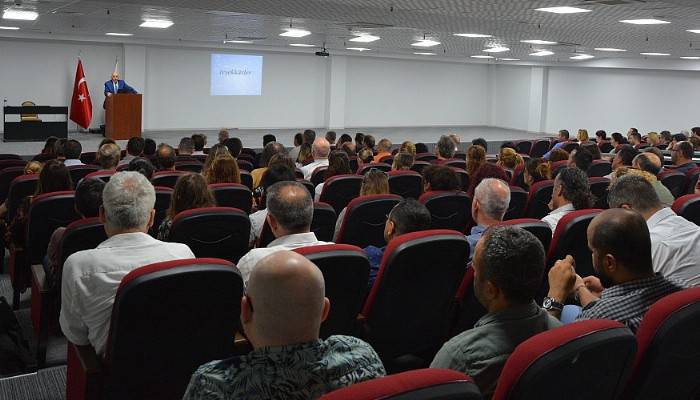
465;225;487;260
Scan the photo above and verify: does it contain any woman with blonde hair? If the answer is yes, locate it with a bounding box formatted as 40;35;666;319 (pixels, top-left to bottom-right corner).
202;143;231;174
392;152;415;171
333;169;389;240
497;147;524;172
646;132;660;147
577;129;590;143
205;154;241;184
466;145;486;176
399;141;417;156
158;173;216;240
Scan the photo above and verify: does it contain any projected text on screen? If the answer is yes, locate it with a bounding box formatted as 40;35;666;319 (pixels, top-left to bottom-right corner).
210;54;263;96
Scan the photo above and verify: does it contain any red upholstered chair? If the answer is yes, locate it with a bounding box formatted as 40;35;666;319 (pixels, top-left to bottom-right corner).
415;153;437;162
550;160;569;178
588;160;612;177
454;151;467;160
239;170;253;190
561;142;580;153
149;186;173;238
31;217;107;366
310;166;329;186
357;163;391;175
547;209;602;280
320;369;482;400
452;168;470;193
359;230;469;369
686;167;700;194
388;170;423;199
294;244;370;338
65;258;244;400
168;207;250;263
336;194;402;248
530;140;551;158
5;174;39;221
410;160;432;175
497;219;552;252
444;159;467;170
672;194;700;226
174;161;203;173
0;154;23;161
379;155;393;165
236;159;254;172
258;202;338;248
80;152;97;165
68;165;100;184
151;170;187;188
450;266;487;336
297;179;315;198
509;164;527;190
209;183;252;214
515;140;533;156
319;174;363;215
492;320;636;400
659;171;689;199
0;159;26;172
419;191;471;233
504;186;528;220
0;166;25;204
84;170;116;183
599;141;615;153
524;180;554;219
623;287;700;400
589;177;611;209
115;164;129;172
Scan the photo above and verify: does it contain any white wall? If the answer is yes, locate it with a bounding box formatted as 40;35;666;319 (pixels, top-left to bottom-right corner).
491;65;532;131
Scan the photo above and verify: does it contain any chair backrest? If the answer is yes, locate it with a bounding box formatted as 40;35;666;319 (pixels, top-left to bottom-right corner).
588;177;611;209
659;171;689;199
6;174;39;221
258;201;337;247
57;217;108;275
415;153;437;162
26;191;80;265
504;186;528;220
410;160;432;175
524;180;554;219
319;174;363;215
451;265;487;336
101;258;244;399
515;140;533;155
444;159;467;170
240;170;253;190
236;159;253;172
0;166;25;204
362;230;469;359
320;369;482;400
84;169;116;183
493;320;636;400
296;178;315;199
79;151;97;165
550;160;569;178
310;166;329;186
497;218;552;252
509;164;527;190
294;244;370;338
530;140;550;158
0;159;27;172
149;186;173;237
169;207;250;263
209;183;252;214
686;168;700;195
561;142;579;153
588;160;612;177
358;163;391;175
388;170;423;199
419;191;471;233
336;194;402;248
68;165;100;184
547;209;602;278
0;154;22;161
174;161;203;173
452;168;470;192
151;170;187;188
454;151;467;160
625;287;700;400
672;194;700;226
20;100;38;120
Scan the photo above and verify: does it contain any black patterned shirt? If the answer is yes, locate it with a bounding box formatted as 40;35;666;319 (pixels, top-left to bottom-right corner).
182;335;385;400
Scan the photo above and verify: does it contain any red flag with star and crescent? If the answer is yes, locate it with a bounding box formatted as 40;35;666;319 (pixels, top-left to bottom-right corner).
70;59;92;129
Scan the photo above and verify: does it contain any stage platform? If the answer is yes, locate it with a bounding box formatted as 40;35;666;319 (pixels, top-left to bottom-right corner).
0;126;552;157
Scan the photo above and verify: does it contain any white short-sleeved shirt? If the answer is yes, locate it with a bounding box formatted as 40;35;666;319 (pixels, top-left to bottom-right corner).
248;209;268;247
541;203;575;236
60;232;194;355
647;207;700;286
300;159;329;181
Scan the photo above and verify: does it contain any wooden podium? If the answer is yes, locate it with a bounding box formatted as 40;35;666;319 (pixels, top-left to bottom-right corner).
105;94;142;140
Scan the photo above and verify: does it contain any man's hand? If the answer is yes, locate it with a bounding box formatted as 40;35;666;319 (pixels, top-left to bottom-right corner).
583;276;604;298
547;255;577;302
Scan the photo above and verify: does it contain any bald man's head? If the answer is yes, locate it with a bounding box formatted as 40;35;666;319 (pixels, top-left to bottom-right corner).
633;152;662;176
242;251;329;347
312;138;331;160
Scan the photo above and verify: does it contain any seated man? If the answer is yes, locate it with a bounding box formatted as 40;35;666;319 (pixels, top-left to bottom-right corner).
119;137;145;166
608;174;700;286
184;251;385;399
237;181;332;282
466;178;510;258
192;134;206;155
300;138;331;180
431;226;561;398
543;129;570;160
372;138;392;163
546;208;687;332
363;199;431;287
541;168;594;234
567;147;593;173
671;141;697;174
632;152;674;207
60;172;194;355
606;144;639;178
97;142;120;171
433;135;457;164
62;139;84;167
156;143;176;171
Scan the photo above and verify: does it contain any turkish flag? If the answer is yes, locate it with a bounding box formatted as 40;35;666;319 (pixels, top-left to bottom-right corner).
69;59;92;129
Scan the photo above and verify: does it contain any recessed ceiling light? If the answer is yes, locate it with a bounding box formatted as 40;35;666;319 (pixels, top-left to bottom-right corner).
483;46;510;53
471;55;494;59
570;54;595;60
280;28;311;38
536;6;592;14
530;50;555;56
289;43;315;47
349;34;379;43
687;30;700;34
640;52;670;56
347;47;371;51
224;40;253;44
414;52;435;56
2;9;38;21
140;19;173;28
521;40;558;45
0;26;20;30
106;32;133;37
454;33;493;38
412;39;441;47
680;56;700;60
594;47;627;52
499;58;521;61
620;19;670;25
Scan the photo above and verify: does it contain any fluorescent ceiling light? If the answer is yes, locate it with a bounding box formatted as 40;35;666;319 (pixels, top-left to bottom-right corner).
483;46;509;53
2;9;38;21
414;52;435;56
349;34;379;43
106;32;133;36
289;43;315;47
224;40;253;44
640;52;670;56
412;39;441;47
530;50;554;56
499;58;521;61
280;28;311;38
570;54;594;60
0;26;20;30
594;47;627;52
471;55;494;59
140;19;173;28
680;56;700;60
346;47;371;51
521;39;558;45
620;19;670;25
454;33;492;38
687;30;700;34
536;6;592;14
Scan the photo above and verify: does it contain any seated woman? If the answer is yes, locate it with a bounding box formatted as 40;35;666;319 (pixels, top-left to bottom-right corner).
466;144;486;176
392;152;415;171
205;155;241;185
157;173;216;241
333;169;389;240
0;161;43;220
523;157;552;190
202;143;231;175
315;151;352;201
422;165;460;192
295;143;313;168
497;147;524;175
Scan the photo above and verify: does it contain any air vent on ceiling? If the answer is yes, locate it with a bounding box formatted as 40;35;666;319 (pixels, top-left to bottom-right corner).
337;21;394;30
51;10;85;15
234;36;267;41
577;0;647;5
205;10;246;16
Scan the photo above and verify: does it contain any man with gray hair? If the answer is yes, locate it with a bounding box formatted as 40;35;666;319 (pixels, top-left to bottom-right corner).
607;174;700;286
300;138;331;180
59;172;194;355
434;135;457;164
467;178;511;259
236;181;332;282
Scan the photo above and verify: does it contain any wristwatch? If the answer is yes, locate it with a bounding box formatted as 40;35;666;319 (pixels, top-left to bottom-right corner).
542;297;564;312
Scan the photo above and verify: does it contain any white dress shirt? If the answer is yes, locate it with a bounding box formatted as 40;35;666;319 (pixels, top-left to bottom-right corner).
647;207;700;286
300;159;329;181
63;159;84;167
248;208;268;247
60;232;194;355
541;203;575;236
315;183;325;202
236;232;332;283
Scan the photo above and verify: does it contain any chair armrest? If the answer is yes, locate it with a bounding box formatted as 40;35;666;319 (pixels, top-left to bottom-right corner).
66;342;102;400
30;264;50;337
